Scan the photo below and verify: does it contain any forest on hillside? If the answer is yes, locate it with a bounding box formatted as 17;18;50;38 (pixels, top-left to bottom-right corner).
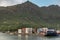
0;1;60;31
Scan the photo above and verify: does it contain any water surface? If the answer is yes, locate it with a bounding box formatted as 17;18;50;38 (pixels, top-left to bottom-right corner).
0;32;60;40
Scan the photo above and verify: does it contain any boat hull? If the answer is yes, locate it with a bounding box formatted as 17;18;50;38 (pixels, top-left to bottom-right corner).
45;31;58;36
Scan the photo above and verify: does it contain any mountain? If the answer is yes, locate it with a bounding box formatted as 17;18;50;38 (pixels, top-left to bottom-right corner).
40;5;60;22
0;1;60;28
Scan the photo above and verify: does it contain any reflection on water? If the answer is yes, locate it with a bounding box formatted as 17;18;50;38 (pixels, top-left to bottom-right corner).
18;35;60;40
0;32;17;40
18;34;37;40
0;32;60;40
18;34;60;40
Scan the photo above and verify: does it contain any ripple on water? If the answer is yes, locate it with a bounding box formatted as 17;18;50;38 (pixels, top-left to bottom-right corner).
0;33;60;40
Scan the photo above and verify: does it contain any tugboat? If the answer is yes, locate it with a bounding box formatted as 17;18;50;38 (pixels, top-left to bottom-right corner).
45;28;58;36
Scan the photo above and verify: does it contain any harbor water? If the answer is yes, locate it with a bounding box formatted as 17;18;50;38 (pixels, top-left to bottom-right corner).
0;32;60;40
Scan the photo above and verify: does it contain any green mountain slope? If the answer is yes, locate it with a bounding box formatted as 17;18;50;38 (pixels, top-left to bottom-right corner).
0;1;60;31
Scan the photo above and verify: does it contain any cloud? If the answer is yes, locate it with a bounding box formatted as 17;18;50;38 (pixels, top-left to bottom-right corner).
0;0;27;7
56;0;60;5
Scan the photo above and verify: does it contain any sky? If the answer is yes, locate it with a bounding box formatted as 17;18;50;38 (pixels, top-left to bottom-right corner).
0;0;60;7
30;0;60;7
0;0;27;7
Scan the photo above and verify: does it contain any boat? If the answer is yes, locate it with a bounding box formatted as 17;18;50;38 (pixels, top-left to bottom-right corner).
45;29;58;36
45;31;58;36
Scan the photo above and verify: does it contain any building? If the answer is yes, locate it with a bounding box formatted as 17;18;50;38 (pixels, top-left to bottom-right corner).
18;28;33;35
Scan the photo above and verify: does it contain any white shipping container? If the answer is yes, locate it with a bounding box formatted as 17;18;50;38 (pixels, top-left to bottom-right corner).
26;28;29;33
18;29;22;33
29;28;32;33
25;28;32;34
